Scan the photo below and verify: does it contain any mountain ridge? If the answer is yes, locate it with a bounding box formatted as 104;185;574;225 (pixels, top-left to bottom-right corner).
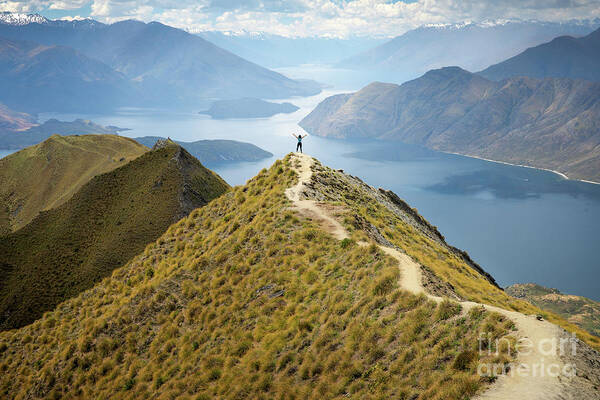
300;67;600;182
0;141;229;330
479;26;600;82
338;20;599;83
0;153;598;399
0;134;148;234
0;13;321;111
0;37;130;113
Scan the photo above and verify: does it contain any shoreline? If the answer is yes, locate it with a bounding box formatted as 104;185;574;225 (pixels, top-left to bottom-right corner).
442;151;600;185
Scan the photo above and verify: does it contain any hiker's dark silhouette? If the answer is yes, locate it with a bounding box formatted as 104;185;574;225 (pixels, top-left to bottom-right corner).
292;133;308;153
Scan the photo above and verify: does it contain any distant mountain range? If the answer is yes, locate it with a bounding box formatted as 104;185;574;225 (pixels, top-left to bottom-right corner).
0;102;36;131
339;20;599;83
479;27;600;82
0;37;130;113
197;31;385;68
0;12;321;112
134;136;273;165
0;135;147;233
300;67;600;182
0;11;48;25
0;138;229;330
199;98;299;119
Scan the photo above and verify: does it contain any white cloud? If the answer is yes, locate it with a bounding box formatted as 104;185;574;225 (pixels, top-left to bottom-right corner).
2;0;600;37
47;0;88;9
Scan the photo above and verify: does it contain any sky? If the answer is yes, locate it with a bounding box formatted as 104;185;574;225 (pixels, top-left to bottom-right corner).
1;0;600;37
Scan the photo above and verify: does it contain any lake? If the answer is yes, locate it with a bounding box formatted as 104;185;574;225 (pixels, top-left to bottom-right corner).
33;73;600;301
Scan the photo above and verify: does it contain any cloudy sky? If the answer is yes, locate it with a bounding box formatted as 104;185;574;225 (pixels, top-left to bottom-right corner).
2;0;600;37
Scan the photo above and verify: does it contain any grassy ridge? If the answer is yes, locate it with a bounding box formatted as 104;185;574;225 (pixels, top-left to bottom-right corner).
0;134;148;233
309;160;600;350
0;142;229;331
0;155;514;399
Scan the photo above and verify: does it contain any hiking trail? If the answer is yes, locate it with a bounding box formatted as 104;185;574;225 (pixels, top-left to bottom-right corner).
285;152;576;400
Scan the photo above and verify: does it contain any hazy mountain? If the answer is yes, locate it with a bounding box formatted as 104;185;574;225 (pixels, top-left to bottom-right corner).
479;27;600;82
507;283;600;337
197;31;385;67
339;21;599;83
0;139;228;330
0;37;130;113
134;136;273;165
0;103;36;132
0;13;321;110
199;98;299;119
0;118;129;150
0;153;598;398
0;135;147;233
300;67;600;182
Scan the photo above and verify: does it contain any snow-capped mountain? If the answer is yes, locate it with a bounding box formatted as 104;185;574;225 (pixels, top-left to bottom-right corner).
0;12;48;26
339;19;600;83
0;12;101;29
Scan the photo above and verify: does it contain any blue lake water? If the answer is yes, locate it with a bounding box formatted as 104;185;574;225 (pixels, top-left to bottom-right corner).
34;83;600;301
0;150;15;159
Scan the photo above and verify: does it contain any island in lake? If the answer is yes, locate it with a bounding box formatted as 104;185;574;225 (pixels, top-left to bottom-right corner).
199;97;299;119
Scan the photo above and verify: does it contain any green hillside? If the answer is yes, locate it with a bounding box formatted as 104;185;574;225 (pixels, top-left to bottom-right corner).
0;154;552;399
1;154;598;399
0;141;229;331
0;134;148;234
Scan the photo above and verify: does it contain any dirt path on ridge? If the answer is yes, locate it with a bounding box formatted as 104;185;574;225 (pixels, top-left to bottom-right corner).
285;153;580;400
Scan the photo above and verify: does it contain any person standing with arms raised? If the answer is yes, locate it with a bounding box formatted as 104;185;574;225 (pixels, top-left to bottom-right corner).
292;133;308;153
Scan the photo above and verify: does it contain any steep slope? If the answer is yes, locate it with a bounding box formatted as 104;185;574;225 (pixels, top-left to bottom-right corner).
0;37;130;113
339;21;598;82
0;15;321;109
0;154;598;399
507;283;600;337
290;153;600;398
0;141;228;330
480;27;600;82
300;67;600;182
0;134;147;234
0;118;129;150
134;136;272;165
